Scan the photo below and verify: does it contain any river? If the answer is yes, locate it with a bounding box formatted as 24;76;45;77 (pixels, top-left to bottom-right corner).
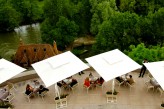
0;23;42;60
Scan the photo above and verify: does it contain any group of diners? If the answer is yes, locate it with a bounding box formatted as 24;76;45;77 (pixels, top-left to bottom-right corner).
57;76;78;90
84;72;104;88
115;74;135;86
25;80;49;96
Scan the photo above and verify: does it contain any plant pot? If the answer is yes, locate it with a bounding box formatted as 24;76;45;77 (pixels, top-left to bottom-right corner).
55;97;67;103
161;104;164;107
106;94;117;98
106;94;117;103
0;106;13;109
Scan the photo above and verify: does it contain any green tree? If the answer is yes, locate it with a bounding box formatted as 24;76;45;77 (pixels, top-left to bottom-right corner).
137;16;155;45
93;12;139;53
151;8;164;47
71;0;92;35
125;43;164;64
10;0;42;24
137;8;164;46
89;0;117;35
0;1;20;32
118;0;164;16
42;0;88;49
43;0;65;25
41;16;79;50
119;0;135;12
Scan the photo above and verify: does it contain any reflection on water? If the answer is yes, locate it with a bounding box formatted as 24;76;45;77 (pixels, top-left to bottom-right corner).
0;23;42;60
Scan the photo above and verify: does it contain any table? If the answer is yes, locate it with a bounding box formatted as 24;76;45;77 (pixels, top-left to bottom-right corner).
63;79;72;85
89;77;98;88
0;89;9;100
62;79;73;90
89;77;98;82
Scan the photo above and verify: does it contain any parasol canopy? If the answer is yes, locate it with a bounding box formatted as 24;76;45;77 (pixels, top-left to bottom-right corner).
144;61;164;90
0;58;26;84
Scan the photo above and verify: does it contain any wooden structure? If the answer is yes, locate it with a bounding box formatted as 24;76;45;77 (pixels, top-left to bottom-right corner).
14;39;59;68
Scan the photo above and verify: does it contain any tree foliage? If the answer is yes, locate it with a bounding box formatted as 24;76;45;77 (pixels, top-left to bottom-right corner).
0;1;20;32
93;12;140;53
40;0;164;58
10;0;42;24
125;43;164;64
137;8;164;46
118;0;164;16
0;0;43;32
0;0;163;62
89;0;117;35
41;0;92;50
41;16;79;50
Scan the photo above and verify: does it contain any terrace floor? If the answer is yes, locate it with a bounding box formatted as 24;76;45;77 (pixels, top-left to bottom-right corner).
2;70;164;109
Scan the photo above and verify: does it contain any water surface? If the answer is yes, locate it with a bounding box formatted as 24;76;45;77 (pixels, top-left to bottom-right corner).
0;23;42;60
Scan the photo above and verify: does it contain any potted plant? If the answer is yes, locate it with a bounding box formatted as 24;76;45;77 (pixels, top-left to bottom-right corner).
161;101;164;108
106;89;118;96
106;89;118;103
54;94;69;103
0;101;14;109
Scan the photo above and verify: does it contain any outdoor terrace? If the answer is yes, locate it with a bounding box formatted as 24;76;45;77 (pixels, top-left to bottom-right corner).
1;69;163;109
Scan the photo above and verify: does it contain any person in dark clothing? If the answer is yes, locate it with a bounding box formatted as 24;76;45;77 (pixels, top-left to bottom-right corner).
97;77;104;85
57;82;63;87
38;85;49;94
25;84;33;95
139;59;148;77
79;71;85;75
115;77;124;83
70;79;78;87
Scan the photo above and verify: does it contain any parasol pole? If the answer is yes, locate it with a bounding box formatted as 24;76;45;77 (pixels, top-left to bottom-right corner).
55;84;63;107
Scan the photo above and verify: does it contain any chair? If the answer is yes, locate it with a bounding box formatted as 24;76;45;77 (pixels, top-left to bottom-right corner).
5;82;17;93
157;87;163;97
55;96;67;109
37;91;48;100
126;81;135;91
145;80;154;92
3;93;15;103
23;92;33;102
71;83;78;93
115;79;125;88
96;83;105;91
83;84;90;94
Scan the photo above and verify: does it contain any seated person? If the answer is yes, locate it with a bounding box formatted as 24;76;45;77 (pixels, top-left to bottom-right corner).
97;77;104;85
89;72;94;78
115;76;124;83
70;78;78;87
127;75;135;85
79;71;84;75
66;76;72;79
57;82;63;88
33;80;40;86
89;72;95;82
25;84;34;95
84;77;90;87
61;81;69;89
38;85;49;94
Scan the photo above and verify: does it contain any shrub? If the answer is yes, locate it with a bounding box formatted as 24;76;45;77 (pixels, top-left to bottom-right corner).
55;94;69;100
106;89;118;95
0;101;13;108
